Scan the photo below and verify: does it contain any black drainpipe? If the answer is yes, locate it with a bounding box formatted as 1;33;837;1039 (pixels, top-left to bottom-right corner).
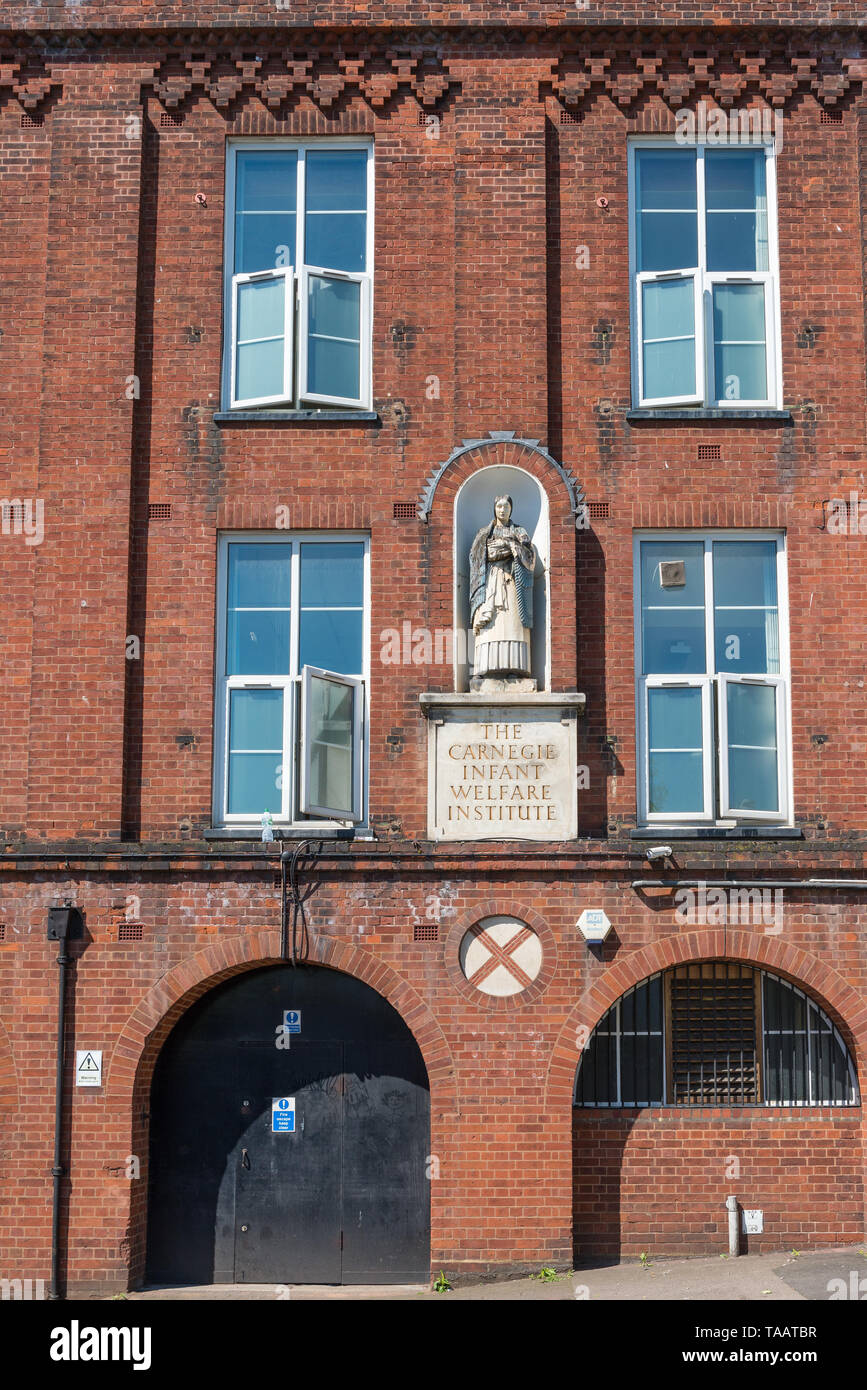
46;905;83;1301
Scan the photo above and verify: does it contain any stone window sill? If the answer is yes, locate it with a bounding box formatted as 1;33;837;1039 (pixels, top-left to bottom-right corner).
213;410;380;426
630;826;803;841
204;827;358;841
626;408;793;423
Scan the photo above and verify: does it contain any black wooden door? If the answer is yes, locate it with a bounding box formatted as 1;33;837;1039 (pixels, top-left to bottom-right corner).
146;964;430;1285
233;1041;343;1283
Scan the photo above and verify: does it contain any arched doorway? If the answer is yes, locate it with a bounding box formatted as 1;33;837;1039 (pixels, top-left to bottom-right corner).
146;963;430;1285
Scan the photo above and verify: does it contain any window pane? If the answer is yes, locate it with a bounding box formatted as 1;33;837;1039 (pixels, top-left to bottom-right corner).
306;277;361;399
229;687;283;749
712;284;767;402
648;685;703;749
726;682;779;812
305;149;367;212
235;214;296;275
642;279;696;399
228;688;283;815
649;751;704;814
228;753;283;815
237;277;284;341
227;610;291;676
300;541;364;607
648;687;705;815
308;676;354;813
714;540;777;608
235;278;286;402
642;610;706;671
714;542;779;673
300;610;363;674
727;680;777;748
226;544;291;675
705;150;768;272
235;151;297;273
228;544;291;608
305;150;367;272
236;340;284;402
305;214;367;273
237;151;298;213
641;541;706;674
298;542;364;673
636;150;697;271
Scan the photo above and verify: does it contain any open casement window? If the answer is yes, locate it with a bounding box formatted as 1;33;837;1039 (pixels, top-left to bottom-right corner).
640;677;714;823
214;535;368;827
230;268;294;409
298;269;371;409
635;533;790;826
300;665;364;821
224;142;373;410
717;675;787;822
575;965;859;1108
630;143;779;408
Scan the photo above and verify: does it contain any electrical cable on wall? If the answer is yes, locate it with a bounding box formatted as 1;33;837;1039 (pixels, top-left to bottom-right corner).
281;840;324;965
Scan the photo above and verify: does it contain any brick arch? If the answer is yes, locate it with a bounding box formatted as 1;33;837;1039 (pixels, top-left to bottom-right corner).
544;930;867;1109
0;1016;19;1114
107;929;458;1113
420;433;584;526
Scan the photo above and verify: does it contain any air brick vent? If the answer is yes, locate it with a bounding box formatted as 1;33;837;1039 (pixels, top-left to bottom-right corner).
148;502;172;520
697;444;721;461
20;113;44;129
559;109;581;125
160;111;185;128
820;109;843;125
414;924;439;942
393;502;417;520
117;922;143;941
587;501;610;520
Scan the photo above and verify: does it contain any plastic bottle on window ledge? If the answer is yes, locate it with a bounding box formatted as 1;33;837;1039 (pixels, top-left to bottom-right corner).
260;810;274;843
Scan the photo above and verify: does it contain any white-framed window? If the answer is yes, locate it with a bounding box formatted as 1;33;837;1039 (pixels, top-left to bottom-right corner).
634;532;791;826
223;140;374;410
628;141;782;408
213;533;369;826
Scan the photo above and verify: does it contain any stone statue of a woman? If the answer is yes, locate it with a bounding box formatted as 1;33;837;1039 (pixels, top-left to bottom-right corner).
469;495;536;685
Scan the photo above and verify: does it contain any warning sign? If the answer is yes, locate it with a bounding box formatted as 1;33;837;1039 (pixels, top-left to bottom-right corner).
76;1050;103;1088
272;1097;296;1133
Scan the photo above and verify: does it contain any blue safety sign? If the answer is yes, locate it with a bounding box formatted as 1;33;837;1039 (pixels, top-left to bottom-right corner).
283;1010;302;1034
272;1097;296;1133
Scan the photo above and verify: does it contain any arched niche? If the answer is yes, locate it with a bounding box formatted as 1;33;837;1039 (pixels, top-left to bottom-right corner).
453;466;550;692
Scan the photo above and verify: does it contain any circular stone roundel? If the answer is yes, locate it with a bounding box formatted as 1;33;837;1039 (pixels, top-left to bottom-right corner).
459;916;543;997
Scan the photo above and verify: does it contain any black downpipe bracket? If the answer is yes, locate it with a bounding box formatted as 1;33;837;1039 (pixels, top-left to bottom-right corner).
46;905;83;1302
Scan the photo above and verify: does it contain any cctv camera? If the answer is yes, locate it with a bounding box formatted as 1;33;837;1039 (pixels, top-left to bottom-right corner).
645;845;673;862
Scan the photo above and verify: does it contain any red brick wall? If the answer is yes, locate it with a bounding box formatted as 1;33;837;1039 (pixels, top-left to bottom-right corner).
2;18;867;1292
574;1108;865;1256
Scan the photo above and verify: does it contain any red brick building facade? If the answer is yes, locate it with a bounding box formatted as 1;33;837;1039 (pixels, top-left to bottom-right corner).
2;2;867;1294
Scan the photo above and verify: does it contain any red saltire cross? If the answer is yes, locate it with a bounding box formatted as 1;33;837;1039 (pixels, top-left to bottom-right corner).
465;920;536;991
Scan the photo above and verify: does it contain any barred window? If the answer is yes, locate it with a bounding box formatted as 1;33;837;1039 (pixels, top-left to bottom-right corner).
575;963;858;1108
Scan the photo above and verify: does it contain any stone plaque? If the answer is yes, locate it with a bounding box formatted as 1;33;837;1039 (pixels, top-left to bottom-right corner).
421;695;583;841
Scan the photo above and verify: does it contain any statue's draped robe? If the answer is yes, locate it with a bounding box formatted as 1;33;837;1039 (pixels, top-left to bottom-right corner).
469;521;535;677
